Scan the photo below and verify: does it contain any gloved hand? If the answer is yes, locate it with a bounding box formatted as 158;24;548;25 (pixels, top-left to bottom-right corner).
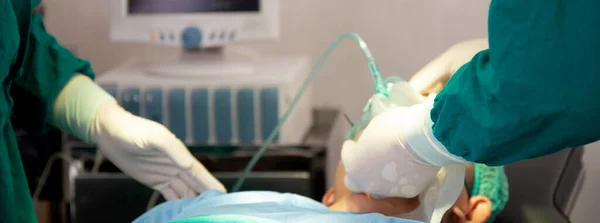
341;102;468;199
409;38;488;95
53;75;226;200
90;101;226;199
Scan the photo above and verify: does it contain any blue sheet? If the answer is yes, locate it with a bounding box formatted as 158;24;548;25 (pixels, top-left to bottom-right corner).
134;190;422;223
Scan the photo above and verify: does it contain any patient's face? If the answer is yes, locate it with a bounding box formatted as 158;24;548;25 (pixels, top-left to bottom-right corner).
322;162;492;223
322;161;420;216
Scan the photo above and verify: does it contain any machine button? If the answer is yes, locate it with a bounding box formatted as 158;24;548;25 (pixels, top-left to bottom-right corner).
149;33;157;41
260;88;279;142
214;88;233;143
191;89;210;143
144;88;163;124
181;26;202;49
121;88;141;116
237;89;255;143
168;88;187;140
101;85;118;98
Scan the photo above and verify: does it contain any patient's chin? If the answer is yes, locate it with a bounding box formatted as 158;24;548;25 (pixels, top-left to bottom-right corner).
325;197;371;214
326;201;350;212
335;193;421;216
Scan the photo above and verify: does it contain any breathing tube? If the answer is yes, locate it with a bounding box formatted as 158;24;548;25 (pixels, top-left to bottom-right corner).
231;33;386;192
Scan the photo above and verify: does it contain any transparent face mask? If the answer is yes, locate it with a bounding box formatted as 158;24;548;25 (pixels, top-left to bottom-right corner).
396;185;436;222
345;76;425;141
395;167;447;222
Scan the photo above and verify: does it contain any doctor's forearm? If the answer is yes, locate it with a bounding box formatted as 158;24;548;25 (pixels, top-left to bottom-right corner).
430;0;600;165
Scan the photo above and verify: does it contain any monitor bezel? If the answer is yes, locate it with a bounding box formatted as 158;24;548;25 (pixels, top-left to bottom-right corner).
110;0;279;47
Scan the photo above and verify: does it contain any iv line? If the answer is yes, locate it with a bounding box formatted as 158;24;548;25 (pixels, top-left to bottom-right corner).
231;32;386;192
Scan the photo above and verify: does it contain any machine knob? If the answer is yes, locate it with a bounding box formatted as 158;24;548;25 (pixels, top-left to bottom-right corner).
181;26;202;49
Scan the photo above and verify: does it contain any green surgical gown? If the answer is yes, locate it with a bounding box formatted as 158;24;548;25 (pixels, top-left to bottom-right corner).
1;0;94;222
432;0;600;165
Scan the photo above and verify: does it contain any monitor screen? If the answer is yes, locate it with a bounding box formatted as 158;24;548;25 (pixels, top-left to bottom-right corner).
128;0;260;14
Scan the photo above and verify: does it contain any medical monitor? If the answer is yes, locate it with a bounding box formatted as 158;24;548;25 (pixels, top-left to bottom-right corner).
111;0;279;49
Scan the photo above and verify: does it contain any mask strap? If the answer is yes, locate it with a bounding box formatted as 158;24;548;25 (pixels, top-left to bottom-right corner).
429;164;466;223
464;180;472;197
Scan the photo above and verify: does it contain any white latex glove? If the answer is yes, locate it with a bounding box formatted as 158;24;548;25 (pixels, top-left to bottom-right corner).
341;103;467;199
53;75;226;200
409;38;488;95
89;101;226;199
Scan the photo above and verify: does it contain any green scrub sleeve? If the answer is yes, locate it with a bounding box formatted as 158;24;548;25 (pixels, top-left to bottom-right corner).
431;0;600;166
11;13;95;134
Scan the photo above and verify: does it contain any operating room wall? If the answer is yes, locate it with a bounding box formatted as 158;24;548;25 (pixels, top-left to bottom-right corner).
43;0;489;187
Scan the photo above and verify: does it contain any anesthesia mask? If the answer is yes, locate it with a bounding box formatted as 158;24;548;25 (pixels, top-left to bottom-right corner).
396;171;443;222
231;33;465;223
344;77;467;223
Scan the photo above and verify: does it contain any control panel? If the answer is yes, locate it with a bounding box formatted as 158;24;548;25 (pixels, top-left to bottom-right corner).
145;23;241;48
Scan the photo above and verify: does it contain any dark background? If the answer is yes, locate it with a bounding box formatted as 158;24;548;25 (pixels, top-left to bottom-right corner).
128;0;260;14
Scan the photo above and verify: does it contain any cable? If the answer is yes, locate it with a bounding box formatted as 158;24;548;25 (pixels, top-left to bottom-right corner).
231;33;386;192
33;152;84;201
343;113;355;127
91;151;104;174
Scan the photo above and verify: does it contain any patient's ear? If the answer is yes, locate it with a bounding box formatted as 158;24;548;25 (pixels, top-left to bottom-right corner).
466;195;492;223
322;188;336;206
451;195;491;223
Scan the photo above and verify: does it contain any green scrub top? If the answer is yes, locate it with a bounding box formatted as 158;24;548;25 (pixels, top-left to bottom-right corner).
431;0;600;165
1;0;94;222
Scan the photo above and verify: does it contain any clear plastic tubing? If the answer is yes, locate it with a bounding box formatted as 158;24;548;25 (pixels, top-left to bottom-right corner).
231;33;386;192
